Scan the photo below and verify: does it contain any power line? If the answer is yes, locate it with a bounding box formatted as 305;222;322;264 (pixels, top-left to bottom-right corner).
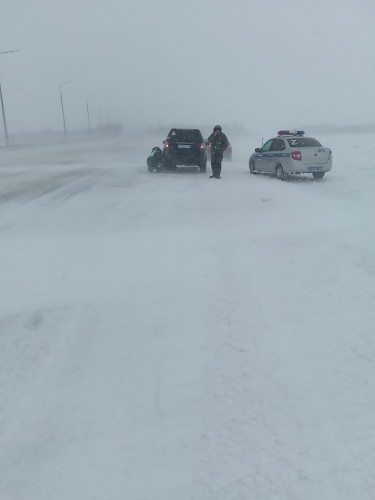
0;73;57;101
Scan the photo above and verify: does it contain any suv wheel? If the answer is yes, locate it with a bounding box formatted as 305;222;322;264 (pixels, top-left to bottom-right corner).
199;158;207;173
275;165;285;180
163;158;176;171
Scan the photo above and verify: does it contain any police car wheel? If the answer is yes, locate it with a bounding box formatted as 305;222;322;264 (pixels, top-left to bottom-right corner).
275;165;285;180
312;172;325;179
249;161;256;174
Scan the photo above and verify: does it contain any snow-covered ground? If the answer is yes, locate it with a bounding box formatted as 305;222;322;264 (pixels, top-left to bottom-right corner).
1;130;374;500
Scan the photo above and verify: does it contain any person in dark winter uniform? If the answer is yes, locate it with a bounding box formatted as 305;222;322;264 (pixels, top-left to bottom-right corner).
147;146;163;172
207;125;229;179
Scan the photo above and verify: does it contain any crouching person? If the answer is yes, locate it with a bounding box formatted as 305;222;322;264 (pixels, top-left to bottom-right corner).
147;146;163;172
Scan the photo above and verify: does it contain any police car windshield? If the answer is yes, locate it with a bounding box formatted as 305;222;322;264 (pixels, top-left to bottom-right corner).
287;137;322;147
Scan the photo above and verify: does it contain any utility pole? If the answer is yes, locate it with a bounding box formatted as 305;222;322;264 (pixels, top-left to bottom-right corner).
60;85;67;140
0;49;19;147
98;107;103;133
0;83;9;146
86;100;91;136
59;80;73;141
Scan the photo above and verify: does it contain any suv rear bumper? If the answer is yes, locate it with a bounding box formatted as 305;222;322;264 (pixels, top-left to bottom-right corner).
163;151;206;166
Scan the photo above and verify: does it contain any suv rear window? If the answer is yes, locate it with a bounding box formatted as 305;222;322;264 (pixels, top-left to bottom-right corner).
167;129;203;143
287;137;322;147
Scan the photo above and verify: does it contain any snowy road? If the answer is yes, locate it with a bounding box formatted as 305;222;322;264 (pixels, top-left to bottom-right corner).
1;133;375;500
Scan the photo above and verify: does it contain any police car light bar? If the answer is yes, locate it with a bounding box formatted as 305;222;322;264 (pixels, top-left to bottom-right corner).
278;130;305;136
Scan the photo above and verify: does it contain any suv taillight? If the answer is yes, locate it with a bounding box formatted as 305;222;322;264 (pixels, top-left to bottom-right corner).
163;141;169;150
200;143;205;150
291;151;302;161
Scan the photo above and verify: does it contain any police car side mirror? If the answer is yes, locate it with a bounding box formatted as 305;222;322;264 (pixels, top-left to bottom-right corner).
255;147;261;153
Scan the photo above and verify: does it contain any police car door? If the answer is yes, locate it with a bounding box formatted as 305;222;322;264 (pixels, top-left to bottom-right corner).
269;139;286;173
258;139;274;173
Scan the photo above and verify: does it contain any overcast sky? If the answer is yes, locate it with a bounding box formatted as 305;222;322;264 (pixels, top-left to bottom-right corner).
1;0;375;135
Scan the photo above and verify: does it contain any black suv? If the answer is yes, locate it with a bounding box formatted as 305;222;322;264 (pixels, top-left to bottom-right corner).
162;128;207;172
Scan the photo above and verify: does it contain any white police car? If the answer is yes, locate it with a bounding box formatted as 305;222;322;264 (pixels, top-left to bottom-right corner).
249;130;332;179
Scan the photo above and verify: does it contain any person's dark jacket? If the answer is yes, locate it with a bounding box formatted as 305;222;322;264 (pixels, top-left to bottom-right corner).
151;146;162;161
207;132;229;158
147;146;163;170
